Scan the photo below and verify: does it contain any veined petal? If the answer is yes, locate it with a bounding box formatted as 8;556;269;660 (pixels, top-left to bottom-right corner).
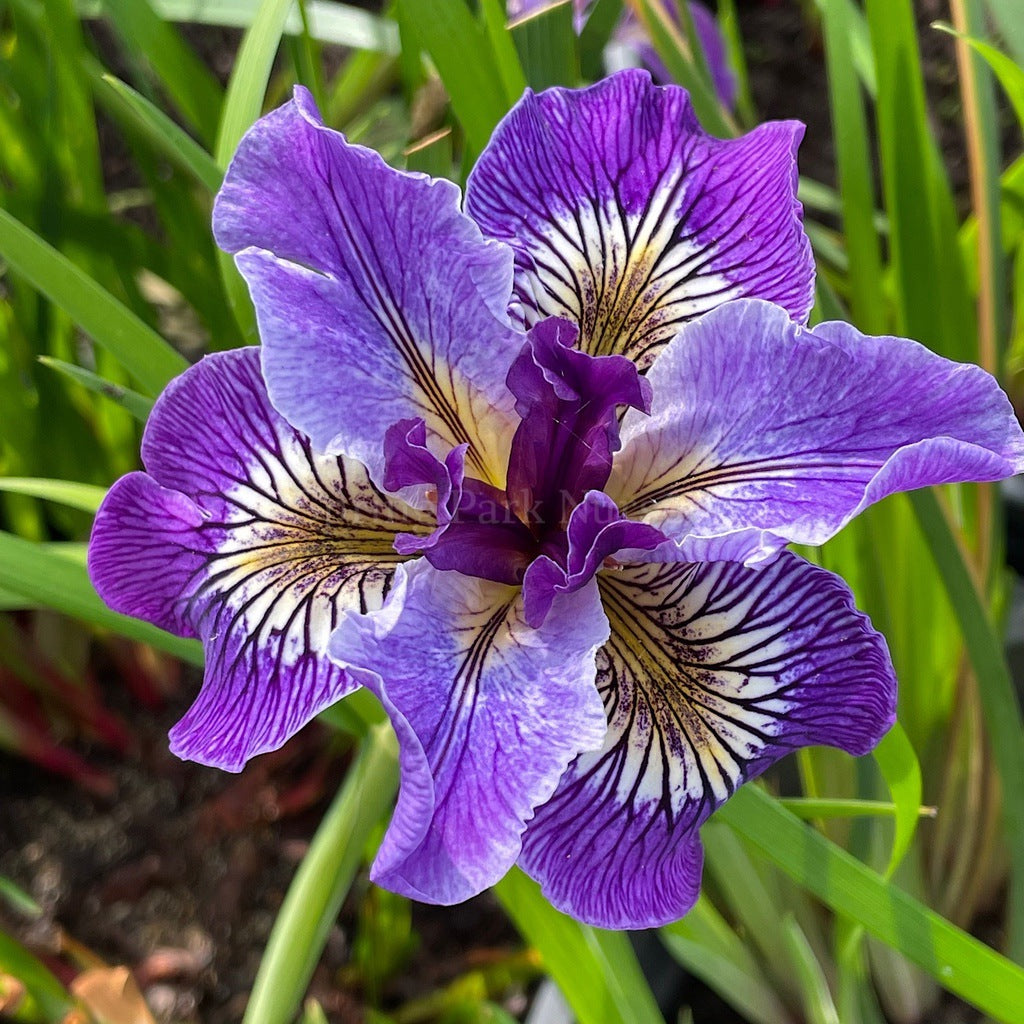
329;560;609;904
214;87;520;487
466;69;813;370
383;417;467;553
88;349;432;770
518;553;895;928
609;299;1024;565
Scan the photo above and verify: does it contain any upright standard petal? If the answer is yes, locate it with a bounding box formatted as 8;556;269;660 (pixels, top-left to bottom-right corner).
329;560;609;905
518;553;895;929
609;299;1024;565
466;69;813;370
88;349;432;770
214;87;520;487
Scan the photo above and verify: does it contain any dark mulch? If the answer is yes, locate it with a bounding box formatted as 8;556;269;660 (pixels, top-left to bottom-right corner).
0;686;526;1023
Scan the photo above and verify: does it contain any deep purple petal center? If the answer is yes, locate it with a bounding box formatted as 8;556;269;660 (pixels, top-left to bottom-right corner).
380;317;651;586
505;317;651;529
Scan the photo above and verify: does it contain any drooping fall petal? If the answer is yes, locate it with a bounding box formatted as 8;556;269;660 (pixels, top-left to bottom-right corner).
609;299;1024;565
89;349;431;770
518;553;895;928
329;559;609;903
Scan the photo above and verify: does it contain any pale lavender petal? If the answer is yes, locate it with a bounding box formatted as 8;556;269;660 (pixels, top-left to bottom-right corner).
618;3;738;110
329;559;609;904
609;299;1024;565
89;349;432;770
466;69;813;370
518;553;895;928
505;317;651;525
215;87;520;487
522;490;664;627
507;0;589;32
687;2;737;109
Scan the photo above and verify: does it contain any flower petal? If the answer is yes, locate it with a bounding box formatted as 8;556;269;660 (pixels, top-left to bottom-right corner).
87;473;207;640
214;87;520;487
615;2;738;110
518;553;895;928
88;349;432;770
329;559;609;904
465;69;813;370
522;490;665;627
609;299;1024;565
506;317;651;525
383;418;537;584
383;417;467;551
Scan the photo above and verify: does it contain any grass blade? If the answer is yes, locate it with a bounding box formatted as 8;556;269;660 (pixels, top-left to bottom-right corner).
909;487;1024;959
96;74;223;193
494;868;656;1024
586;931;664;1024
290;0;326;110
243;724;399;1024
0;531;202;664
38;356;154;422
510;0;580;91
215;0;297;342
579;0;623;82
0;928;75;1021
397;0;515;161
0;207;188;395
864;0;973;361
661;897;795;1024
782;916;840;1024
873;722;923;878
79;0;400;52
940;10;1011;376
97;0;223;146
0;478;107;514
703;822;794;990
215;0;296;170
983;0;1024;67
718;785;1024;1021
778;799;932;821
479;0;528;100
818;0;886;334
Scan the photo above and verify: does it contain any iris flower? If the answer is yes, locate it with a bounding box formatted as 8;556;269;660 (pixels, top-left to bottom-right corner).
89;71;1024;928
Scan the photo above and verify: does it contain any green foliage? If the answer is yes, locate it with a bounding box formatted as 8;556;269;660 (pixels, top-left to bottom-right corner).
494;869;662;1024
1;2;1023;1022
0;928;76;1021
243;725;399;1024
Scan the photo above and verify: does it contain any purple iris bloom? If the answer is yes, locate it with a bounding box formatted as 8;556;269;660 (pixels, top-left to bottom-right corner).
88;72;1024;929
508;0;738;111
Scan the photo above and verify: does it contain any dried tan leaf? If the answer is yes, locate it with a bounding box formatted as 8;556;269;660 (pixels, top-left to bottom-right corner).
70;966;157;1024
